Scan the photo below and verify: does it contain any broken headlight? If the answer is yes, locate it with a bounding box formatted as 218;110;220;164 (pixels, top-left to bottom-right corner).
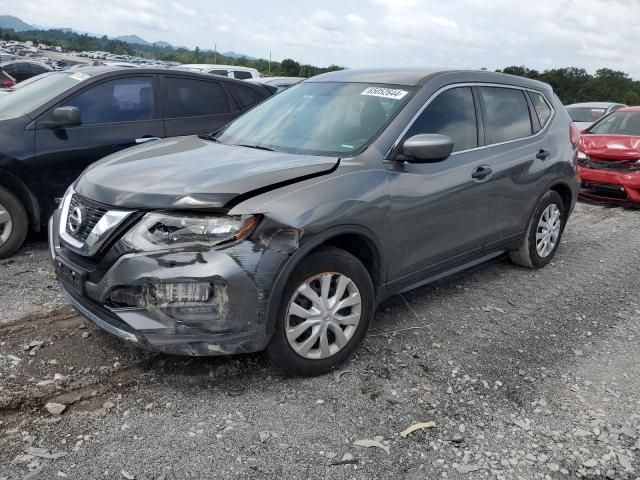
123;212;259;251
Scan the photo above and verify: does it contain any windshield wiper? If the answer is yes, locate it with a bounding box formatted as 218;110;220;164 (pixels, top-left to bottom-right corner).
198;133;220;142
236;144;275;152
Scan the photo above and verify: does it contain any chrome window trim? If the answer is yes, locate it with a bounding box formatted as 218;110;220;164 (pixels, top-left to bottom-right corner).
59;186;134;256
385;82;556;159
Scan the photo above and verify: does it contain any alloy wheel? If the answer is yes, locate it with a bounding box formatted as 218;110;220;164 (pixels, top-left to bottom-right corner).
536;203;561;258
285;272;362;360
0;201;13;247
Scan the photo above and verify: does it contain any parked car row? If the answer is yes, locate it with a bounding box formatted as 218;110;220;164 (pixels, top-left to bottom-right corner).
0;67;275;258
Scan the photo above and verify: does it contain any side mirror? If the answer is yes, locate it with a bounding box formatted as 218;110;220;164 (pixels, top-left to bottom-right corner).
43;106;81;129
401;134;454;162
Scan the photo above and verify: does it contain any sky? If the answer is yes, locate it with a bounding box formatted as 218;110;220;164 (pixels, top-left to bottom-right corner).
3;0;640;78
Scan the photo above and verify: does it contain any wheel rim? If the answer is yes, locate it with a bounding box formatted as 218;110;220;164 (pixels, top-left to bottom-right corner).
286;272;362;360
536;203;561;258
0;202;13;247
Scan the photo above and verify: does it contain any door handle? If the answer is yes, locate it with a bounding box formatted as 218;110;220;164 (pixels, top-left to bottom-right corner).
536;149;551;160
471;165;492;180
135;136;161;144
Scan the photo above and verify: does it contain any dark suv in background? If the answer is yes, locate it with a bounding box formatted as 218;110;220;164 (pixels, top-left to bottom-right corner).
0;67;273;257
50;68;579;376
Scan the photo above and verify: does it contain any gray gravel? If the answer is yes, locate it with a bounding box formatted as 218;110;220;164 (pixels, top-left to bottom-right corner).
1;202;639;479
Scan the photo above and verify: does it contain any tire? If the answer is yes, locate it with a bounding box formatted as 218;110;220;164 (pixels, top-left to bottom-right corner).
266;246;374;376
509;190;565;269
0;186;28;259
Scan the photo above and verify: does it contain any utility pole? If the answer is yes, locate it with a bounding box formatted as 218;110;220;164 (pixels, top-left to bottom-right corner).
214;43;217;64
269;50;271;74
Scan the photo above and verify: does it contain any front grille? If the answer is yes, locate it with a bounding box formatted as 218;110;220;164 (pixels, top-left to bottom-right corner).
579;156;640;172
66;193;110;242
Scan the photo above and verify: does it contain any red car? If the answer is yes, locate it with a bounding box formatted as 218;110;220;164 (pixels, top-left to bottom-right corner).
577;106;640;205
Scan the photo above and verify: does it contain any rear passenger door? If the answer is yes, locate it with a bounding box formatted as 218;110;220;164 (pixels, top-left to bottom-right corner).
161;75;238;136
476;86;554;249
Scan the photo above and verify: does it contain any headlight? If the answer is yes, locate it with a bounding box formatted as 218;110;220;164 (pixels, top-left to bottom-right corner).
122;212;260;251
577;151;588;160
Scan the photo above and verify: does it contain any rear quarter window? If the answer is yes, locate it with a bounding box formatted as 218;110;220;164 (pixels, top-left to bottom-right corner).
228;84;264;109
528;92;552;128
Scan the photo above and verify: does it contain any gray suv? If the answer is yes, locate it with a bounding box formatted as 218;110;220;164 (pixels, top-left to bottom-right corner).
49;69;579;376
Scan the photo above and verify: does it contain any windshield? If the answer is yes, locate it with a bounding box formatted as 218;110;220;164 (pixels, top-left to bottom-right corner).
217;82;414;156
588;111;640;136
567;106;606;123
0;71;90;119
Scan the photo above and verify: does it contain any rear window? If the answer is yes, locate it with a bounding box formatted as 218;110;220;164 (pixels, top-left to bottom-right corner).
480;87;532;144
233;70;253;80
165;77;230;117
566;107;606;123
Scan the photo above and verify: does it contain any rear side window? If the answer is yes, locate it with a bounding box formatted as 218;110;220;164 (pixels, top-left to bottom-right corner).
528;92;552;128
480;87;532;144
209;70;229;77
65;77;155;125
233;70;253;80
406;86;477;152
164;77;230;117
228;84;263;110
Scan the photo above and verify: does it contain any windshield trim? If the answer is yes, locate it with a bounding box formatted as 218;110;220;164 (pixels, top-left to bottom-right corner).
216;81;417;158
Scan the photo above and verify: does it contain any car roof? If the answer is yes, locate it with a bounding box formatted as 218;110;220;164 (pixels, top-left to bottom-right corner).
618;106;640;112
177;64;258;72
565;102;625;108
306;68;552;90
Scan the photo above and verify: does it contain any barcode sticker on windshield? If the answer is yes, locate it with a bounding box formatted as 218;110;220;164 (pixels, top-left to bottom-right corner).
361;87;408;100
69;72;90;82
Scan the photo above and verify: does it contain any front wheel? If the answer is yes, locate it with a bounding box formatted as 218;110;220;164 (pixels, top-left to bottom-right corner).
266;247;374;376
509;190;566;269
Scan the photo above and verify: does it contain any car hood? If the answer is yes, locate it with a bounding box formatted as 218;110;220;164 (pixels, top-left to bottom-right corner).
75;136;339;209
579;134;640;161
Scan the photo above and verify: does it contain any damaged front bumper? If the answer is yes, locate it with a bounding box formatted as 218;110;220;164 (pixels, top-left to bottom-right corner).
49;210;292;356
578;165;640;204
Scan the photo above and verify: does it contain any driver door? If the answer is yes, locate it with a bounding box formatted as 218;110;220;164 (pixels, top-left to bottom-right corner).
386;86;495;286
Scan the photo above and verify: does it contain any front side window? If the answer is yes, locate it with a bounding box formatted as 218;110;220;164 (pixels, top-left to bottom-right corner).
529;92;552;127
65;77;155;125
233;70;253;80
217;82;414;156
588;111;640;136
164;77;230;118
480;87;532;144
405;87;477;152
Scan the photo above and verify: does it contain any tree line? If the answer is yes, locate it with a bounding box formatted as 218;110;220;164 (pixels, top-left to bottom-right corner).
2;28;640;104
0;28;344;78
498;66;640;105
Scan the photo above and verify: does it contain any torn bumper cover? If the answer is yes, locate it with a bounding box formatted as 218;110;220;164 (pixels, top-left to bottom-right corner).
49;210;294;356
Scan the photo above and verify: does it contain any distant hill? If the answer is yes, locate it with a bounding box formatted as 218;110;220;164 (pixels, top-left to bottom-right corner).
0;15;34;32
153;41;172;48
224;50;256;60
115;34;152;46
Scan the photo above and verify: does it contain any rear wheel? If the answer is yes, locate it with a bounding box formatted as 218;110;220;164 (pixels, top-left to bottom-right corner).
0;186;28;259
266;247;374;376
509;190;565;269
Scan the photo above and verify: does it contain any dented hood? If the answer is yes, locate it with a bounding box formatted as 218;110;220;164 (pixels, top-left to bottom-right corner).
75;135;339;209
579;134;640;161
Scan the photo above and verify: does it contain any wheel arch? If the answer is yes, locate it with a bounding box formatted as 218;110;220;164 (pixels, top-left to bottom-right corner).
263;224;386;341
0;168;40;231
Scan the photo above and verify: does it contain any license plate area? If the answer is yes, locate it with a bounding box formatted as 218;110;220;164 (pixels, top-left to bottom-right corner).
55;259;85;295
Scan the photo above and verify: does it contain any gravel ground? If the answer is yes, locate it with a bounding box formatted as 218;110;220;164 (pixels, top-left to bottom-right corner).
1;202;639;480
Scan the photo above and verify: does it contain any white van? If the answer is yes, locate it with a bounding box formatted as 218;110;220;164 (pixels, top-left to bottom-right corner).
174;64;260;80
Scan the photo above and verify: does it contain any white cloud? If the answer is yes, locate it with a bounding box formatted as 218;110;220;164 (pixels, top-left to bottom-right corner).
5;0;640;78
